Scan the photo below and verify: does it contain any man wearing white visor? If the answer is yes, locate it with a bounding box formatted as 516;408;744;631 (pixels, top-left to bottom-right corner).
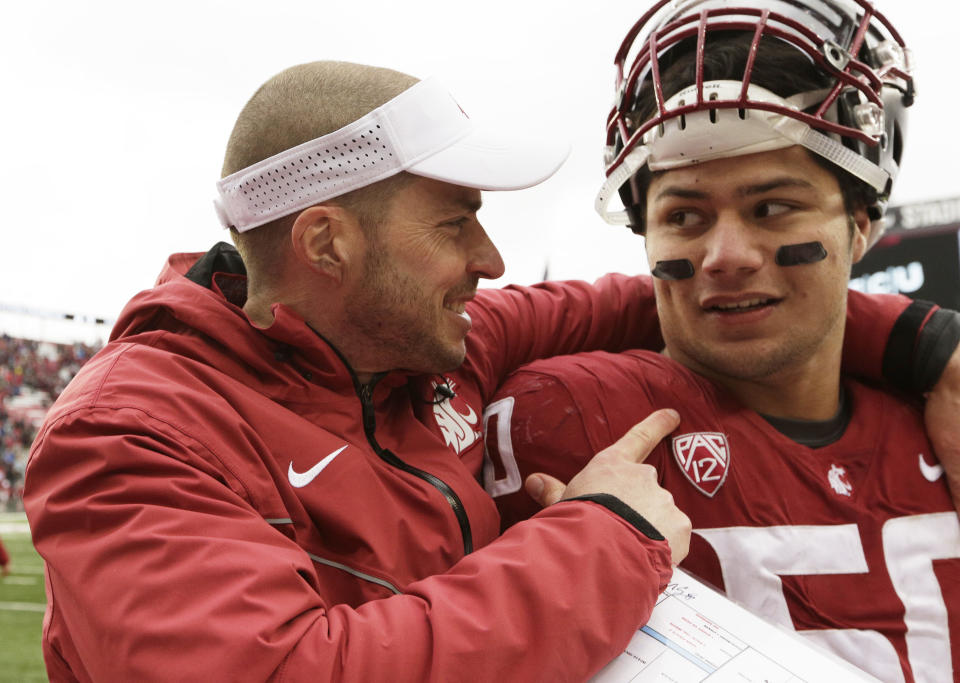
21;54;957;681
489;1;960;681
23;59;694;682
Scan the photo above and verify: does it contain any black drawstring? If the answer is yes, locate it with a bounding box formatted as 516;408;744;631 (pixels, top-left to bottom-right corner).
421;375;455;404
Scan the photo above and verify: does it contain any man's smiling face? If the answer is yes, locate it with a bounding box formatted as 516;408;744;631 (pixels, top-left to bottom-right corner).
344;177;505;375
644;145;869;385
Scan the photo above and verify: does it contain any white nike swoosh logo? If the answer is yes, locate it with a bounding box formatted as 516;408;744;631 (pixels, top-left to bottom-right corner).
918;453;944;483
288;446;348;488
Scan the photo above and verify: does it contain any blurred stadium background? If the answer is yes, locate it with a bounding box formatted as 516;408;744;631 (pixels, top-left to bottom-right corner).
0;333;102;681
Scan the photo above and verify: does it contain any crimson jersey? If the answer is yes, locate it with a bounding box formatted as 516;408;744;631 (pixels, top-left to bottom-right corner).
485;350;960;683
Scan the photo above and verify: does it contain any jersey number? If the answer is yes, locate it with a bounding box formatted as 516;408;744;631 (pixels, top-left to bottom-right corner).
696;516;960;682
482;397;959;681
482;397;523;498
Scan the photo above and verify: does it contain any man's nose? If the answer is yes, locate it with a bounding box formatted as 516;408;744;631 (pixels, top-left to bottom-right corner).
700;212;764;276
468;220;506;280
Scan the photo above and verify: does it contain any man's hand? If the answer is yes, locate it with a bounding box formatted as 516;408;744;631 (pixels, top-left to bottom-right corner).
525;409;691;565
926;344;960;515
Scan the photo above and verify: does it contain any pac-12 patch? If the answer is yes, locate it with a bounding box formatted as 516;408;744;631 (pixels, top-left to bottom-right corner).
671;432;730;497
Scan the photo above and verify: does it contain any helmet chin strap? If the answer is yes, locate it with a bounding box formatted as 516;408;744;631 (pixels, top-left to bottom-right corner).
650;241;828;280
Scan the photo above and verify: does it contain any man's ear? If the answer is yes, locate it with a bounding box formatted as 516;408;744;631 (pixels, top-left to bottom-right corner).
290;205;359;283
850;207;872;264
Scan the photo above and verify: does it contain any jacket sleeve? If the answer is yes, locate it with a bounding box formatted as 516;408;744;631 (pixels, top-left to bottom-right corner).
467;273;663;399
24;407;671;683
468;275;957;400
843;290;919;386
848;295;960;393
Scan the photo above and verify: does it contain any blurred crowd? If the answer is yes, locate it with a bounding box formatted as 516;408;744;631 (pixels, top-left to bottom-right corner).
1;334;100;511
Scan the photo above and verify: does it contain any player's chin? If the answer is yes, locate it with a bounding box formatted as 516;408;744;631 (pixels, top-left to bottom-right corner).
713;343;802;379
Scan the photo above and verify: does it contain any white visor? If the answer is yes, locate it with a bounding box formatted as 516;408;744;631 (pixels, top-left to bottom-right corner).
215;77;570;232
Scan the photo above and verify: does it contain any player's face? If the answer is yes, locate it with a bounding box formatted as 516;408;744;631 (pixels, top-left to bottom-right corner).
644;146;869;387
343;177;505;374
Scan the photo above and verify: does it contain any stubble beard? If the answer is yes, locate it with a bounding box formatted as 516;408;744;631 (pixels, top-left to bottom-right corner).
670;331;821;382
345;244;465;375
663;296;846;385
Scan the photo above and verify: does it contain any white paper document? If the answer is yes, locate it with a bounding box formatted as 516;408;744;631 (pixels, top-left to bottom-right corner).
591;569;879;682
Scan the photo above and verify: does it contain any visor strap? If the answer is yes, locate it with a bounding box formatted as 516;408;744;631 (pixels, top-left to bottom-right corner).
798;128;890;192
595;146;652;225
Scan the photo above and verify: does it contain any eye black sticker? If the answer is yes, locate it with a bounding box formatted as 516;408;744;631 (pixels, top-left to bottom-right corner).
775;241;827;266
652;259;696;280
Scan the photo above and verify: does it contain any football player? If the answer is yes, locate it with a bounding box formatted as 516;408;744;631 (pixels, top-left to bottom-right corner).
484;1;959;681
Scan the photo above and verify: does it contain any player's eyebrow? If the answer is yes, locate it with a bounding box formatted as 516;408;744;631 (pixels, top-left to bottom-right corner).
737;177;816;197
652;177;816;202
651;187;709;202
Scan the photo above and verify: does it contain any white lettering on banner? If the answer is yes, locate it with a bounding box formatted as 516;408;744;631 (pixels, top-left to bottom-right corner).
696;519;960;682
848;262;925;295
899;198;960;230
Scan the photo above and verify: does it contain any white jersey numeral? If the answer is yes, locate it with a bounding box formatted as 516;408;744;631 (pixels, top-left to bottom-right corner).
697;519;960;682
481;397;523;498
883;513;960;683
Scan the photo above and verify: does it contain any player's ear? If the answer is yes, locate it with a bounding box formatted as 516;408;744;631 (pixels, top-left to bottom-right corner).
849;208;871;264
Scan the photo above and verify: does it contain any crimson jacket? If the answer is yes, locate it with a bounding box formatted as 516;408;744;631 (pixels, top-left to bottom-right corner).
24;244;923;682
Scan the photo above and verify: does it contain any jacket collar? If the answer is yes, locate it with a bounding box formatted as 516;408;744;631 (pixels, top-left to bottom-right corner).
116;243;414;401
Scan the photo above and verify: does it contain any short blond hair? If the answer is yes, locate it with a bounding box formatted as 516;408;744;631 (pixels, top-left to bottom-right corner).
222;61;418;278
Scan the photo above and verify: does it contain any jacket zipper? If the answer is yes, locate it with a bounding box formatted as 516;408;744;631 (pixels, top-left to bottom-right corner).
358;380;474;556
301;325;475;557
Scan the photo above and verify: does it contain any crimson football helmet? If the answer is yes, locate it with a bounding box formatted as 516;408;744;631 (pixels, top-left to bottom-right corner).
596;0;915;246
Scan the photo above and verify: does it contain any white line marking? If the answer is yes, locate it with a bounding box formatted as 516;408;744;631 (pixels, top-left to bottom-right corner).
0;601;45;613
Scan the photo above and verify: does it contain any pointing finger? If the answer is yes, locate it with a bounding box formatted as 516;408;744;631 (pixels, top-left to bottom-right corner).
604;409;680;463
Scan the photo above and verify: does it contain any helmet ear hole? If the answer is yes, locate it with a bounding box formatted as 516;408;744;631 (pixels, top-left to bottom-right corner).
892;119;904;166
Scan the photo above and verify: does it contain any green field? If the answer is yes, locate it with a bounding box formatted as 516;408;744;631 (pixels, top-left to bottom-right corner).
0;514;47;682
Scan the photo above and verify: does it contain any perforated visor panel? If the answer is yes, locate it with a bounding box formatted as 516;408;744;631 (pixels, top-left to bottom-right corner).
234;126;394;226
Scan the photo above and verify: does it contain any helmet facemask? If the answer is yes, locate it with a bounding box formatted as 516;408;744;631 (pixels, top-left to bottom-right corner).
597;0;915;248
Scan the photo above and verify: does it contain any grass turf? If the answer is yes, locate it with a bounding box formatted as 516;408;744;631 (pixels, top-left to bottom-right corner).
0;520;47;682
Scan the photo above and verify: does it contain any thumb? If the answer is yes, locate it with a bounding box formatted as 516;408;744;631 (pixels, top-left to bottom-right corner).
525;473;567;508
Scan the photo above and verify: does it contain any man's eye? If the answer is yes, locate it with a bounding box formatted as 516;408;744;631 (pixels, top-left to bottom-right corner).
755;201;794;218
666;210;705;228
443;217;469;229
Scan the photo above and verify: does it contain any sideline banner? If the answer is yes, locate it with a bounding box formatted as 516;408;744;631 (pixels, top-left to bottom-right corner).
850;196;960;309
